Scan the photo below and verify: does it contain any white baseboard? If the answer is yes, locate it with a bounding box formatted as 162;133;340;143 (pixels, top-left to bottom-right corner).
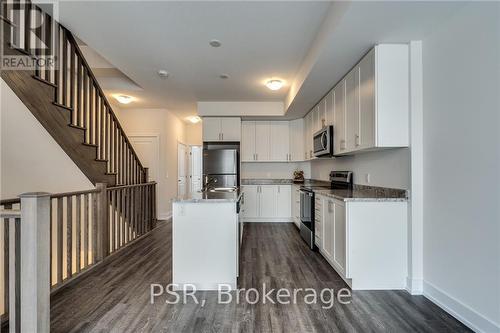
241;218;293;223
423;280;499;333
405;277;423;295
158;211;172;220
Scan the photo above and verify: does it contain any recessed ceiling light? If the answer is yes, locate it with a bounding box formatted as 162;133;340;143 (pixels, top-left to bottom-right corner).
266;79;283;91
113;94;135;104
157;69;169;78
219;74;229;79
187;116;201;124
209;39;222;47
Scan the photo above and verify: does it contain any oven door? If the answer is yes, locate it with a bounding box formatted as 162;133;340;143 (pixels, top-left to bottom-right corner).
300;190;315;249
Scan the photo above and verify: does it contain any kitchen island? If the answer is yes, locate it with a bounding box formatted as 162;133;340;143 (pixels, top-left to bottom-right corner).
172;190;242;290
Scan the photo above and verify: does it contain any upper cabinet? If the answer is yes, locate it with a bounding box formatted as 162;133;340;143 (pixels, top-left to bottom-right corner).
289;119;304;162
202;117;241;142
241;120;304;162
333;79;347;154
334;44;409;155
269;122;290;161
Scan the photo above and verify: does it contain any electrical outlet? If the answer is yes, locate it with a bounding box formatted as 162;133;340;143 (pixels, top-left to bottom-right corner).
365;173;371;183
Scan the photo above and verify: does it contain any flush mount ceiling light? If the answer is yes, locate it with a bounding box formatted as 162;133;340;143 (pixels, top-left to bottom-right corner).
187;116;201;124
209;39;222;47
157;69;169;78
266;79;283;91
113;94;135;104
219;74;230;79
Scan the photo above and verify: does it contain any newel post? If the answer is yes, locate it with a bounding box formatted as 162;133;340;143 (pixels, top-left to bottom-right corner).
144;167;149;183
19;192;51;333
96;183;109;261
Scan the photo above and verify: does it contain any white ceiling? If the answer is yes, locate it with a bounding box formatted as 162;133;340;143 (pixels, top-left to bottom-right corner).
57;1;330;120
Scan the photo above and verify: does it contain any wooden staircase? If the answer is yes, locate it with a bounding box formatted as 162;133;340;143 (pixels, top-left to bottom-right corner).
1;1;146;186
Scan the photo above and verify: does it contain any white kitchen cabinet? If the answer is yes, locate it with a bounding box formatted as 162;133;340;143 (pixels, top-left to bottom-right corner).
259;185;276;218
325;90;334;126
319;97;327;129
289;119;304;161
333;199;346;275
221;118;242;141
333;80;347;154
202;117;241;142
241;185;292;222
269;122;290;161
291;185;301;227
241;121;256;161
241;185;259;218
335;44;409;155
317;198;408;290
202;118;222;141
346;67;360;152
314;195;323;247
358;48;376;149
312;105;320;133
255;122;270;161
305;111;313;159
321;197;334;262
276;185;292;218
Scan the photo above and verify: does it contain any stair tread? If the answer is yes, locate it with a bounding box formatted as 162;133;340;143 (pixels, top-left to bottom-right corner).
69;124;86;130
82;142;98;147
53;102;73;111
32;75;58;88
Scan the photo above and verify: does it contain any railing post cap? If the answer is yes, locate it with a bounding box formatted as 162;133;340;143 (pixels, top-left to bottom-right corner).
19;192;51;198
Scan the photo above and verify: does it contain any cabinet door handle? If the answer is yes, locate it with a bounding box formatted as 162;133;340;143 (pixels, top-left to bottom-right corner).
355;134;360;147
221;133;224;141
256;153;258;160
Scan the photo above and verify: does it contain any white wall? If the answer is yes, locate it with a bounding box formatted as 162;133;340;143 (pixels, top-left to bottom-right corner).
241;162;310;180
113;108;186;219
197;101;284;117
0;78;94;199
422;3;500;331
185;122;202;146
310;149;410;189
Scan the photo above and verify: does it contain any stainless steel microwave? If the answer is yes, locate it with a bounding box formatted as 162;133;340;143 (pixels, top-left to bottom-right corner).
313;126;333;157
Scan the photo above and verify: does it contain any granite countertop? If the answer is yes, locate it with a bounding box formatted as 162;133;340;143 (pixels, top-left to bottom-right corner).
241;178;407;202
173;189;242;203
241;179;294;185
313;185;407;202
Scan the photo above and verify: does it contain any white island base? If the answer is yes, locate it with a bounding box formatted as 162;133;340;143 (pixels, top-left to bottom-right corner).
173;200;238;291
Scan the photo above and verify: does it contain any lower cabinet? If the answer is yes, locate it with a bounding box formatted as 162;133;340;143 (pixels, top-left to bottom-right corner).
320;197;346;276
291;185;301;227
241;185;292;222
317;197;408;290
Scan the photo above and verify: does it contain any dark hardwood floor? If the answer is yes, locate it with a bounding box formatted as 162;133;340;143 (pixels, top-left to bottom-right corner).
44;221;469;332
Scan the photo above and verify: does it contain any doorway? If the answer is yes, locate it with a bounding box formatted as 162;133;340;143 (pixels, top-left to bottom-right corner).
189;145;203;193
177;142;188;197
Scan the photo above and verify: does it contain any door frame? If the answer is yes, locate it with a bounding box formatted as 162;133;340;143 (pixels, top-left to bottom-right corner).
189;145;203;193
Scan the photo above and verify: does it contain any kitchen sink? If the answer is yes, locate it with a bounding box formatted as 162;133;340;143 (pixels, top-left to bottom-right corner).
207;187;237;193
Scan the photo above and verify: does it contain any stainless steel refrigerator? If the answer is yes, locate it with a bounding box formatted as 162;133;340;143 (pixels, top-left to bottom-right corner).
202;149;239;189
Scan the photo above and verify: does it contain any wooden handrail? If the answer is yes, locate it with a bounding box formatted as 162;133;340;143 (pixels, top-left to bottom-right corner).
0;198;21;206
49;188;100;199
64;29;145;172
107;182;157;191
2;0;147;185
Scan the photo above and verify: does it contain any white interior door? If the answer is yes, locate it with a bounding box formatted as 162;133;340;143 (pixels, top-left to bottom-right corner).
178;143;188;196
190;145;202;193
129;135;160;182
129;135;160;218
